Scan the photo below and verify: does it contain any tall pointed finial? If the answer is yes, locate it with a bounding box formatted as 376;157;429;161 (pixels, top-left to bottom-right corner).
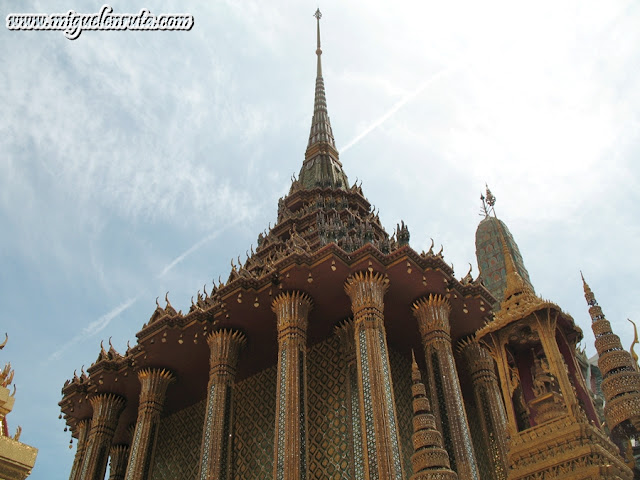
485;184;496;215
580;271;597;307
480;184;496;218
298;9;349;190
314;9;323;77
305;8;336;155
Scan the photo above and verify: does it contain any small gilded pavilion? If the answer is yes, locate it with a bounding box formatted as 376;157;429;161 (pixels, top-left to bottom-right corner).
59;10;640;480
0;336;38;480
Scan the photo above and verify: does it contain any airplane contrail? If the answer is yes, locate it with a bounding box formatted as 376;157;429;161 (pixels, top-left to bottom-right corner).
47;226;230;362
48;295;140;361
158;229;224;278
340;63;462;153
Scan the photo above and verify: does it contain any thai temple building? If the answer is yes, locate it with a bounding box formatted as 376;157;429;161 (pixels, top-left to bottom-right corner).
59;11;640;480
0;335;38;479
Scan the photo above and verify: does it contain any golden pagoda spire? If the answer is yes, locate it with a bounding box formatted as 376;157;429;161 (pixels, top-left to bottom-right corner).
306;8;336;154
314;8;323;78
409;351;457;480
298;9;349;190
581;272;640;434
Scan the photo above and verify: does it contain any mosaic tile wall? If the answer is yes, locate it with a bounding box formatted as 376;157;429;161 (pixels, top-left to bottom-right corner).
149;338;415;480
151;399;205;480
388;348;413;478
307;335;352;480
234;364;277;480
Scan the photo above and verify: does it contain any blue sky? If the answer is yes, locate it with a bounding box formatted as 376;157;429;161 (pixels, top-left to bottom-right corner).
2;1;639;478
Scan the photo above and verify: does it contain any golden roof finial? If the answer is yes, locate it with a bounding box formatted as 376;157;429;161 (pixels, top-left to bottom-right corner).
0;333;7;350
314;8;323;76
300;7;346;189
480;184;497;217
580;271;597;307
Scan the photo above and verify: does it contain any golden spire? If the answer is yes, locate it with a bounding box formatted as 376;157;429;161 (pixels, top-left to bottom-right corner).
409;351;457;480
581;273;640;433
580;271;598;308
314;9;323;78
298;9;348;190
306;8;336;156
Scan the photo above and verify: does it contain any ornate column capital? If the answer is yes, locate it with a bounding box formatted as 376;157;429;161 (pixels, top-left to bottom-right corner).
412;294;452;341
137;368;175;411
458;338;496;383
73;418;91;439
272;291;313;340
335;318;356;364
207;329;246;380
88;393;126;430
108;444;130;480
344;271;388;329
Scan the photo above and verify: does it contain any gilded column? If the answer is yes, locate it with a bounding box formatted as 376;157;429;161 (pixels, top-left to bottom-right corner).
79;393;126;480
69;418;90;480
124;368;175;480
459;339;508;480
272;291;313;480
413;295;479;480
335;319;364;480
109;445;130;480
344;271;404;480
197;329;246;480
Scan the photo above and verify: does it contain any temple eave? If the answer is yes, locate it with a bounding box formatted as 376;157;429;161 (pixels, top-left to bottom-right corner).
60;245;494;447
